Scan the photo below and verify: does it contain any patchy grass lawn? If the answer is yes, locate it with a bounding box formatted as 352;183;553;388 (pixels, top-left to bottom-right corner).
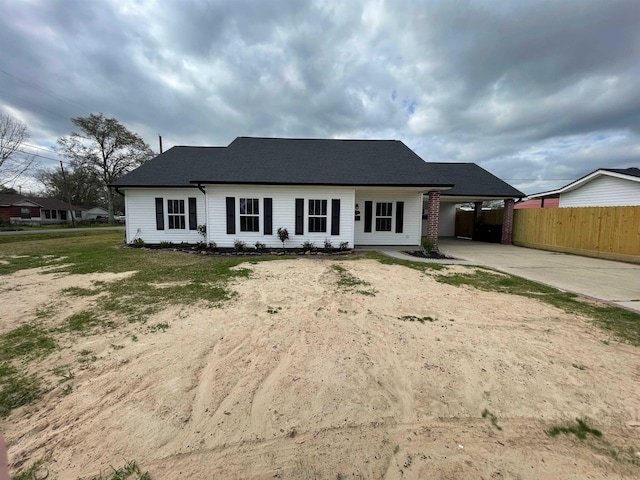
1;231;639;479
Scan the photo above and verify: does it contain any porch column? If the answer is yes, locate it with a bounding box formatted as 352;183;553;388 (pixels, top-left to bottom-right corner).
426;191;441;251
501;198;515;245
472;201;483;240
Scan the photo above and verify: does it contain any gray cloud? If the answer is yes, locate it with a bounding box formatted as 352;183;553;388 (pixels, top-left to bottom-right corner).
0;0;638;194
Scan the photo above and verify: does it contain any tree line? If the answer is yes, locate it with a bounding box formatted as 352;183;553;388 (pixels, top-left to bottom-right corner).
0;112;154;223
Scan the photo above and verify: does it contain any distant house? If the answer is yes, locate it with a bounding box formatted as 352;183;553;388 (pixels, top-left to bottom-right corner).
514;198;559;209
112;136;524;247
528;168;640;207
85;206;109;220
0;194;85;225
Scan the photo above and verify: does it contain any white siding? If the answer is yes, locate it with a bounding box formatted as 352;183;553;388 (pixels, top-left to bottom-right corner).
123;188;206;244
421;200;456;236
355;190;423;246
560;176;640;207
205;185;355;248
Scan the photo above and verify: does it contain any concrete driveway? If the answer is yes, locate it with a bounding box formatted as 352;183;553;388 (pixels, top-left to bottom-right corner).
437;238;640;313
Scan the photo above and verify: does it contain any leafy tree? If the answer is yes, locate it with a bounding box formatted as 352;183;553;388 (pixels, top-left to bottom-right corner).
57;113;154;222
0;113;33;186
37;160;105;207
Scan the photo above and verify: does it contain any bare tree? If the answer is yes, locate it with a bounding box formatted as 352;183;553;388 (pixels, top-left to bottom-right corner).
0;113;34;186
57;113;154;222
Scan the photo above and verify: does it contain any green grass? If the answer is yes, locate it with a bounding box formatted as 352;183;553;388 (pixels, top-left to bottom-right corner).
0;324;56;417
433;268;640;346
332;264;377;296
481;408;503;431
11;451;53;480
88;460;151;480
546;418;602;440
0;363;42;418
399;315;436;324
362;251;446;271
62;286;98;296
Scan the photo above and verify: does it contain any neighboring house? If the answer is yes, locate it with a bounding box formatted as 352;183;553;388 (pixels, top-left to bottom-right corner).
514;198;559;209
85;206;109;220
0;194;85;225
528;168;640;207
112;137;524;247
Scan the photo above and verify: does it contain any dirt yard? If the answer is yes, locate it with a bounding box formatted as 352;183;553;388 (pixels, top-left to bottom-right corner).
2;258;640;479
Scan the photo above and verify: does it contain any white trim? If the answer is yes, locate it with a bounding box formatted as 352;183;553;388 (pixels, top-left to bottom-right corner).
528;169;640;199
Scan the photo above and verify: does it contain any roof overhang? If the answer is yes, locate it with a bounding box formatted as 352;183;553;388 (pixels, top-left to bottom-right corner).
435;195;522;203
528;169;640;199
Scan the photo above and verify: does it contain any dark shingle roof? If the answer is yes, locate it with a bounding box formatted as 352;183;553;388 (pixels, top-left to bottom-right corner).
112;138;453;188
0;194;83;210
429;163;525;198
112;137;524;197
602;167;640;178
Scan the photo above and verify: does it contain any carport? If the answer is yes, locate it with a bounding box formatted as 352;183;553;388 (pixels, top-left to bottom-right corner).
421;164;525;246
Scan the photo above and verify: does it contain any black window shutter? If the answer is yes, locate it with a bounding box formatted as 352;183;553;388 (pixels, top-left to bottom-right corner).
331;199;340;235
226;197;235;234
155;198;164;230
395;201;404;233
364;201;373;233
264;198;273;235
188;197;197;230
295;198;304;235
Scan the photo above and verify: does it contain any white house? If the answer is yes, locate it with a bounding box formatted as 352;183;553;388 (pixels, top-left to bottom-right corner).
112;137;524;248
527;168;640;207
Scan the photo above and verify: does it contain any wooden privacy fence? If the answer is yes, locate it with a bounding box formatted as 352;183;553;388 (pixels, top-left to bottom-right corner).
513;206;640;263
455;209;503;238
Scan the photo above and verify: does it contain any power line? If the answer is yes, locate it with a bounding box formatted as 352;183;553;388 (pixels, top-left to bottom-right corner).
0;67;91;114
15;148;70;164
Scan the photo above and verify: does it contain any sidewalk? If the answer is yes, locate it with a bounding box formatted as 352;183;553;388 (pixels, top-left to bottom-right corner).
384;239;640;313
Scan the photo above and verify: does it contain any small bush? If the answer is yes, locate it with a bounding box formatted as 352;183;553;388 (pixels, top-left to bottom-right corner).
339;241;349;251
208;241;217;250
254;241;266;251
196;224;207;239
131;238;145;248
301;240;315;251
233;239;247;251
422;237;434;253
159;241;171;248
277;227;289;249
324;238;333;250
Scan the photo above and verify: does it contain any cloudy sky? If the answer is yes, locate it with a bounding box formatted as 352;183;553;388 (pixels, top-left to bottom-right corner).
1;0;639;194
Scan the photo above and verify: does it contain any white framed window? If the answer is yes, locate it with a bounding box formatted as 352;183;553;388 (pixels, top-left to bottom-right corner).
308;199;327;232
168;199;186;229
20;208;31;219
375;202;392;231
240;198;259;232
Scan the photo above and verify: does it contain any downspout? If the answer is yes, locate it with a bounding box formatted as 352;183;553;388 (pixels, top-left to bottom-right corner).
197;183;208;245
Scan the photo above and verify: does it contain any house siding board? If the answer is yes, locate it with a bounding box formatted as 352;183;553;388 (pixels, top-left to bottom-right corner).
122;188;205;243
560;176;640;207
354;190;422;246
206;185;355;248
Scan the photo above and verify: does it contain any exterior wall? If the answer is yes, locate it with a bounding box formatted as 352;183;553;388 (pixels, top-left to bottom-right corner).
206;185;355;248
421;201;456;236
560;176;640;207
124;188;206;244
354;190;422;246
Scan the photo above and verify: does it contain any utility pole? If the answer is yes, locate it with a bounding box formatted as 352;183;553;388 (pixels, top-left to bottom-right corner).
159;135;163;154
60;161;76;227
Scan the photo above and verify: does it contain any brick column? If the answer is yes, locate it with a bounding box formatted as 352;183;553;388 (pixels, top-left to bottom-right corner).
426;191;441;251
501;198;515;245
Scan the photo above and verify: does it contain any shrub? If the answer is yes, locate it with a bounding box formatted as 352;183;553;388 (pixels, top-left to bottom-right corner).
324;238;333;250
422;237;434;253
277;227;289;249
254;241;266;251
131;238;145;248
159;241;170;249
301;240;315;251
208;241;217;250
197;224;207;239
233;239;246;251
339;241;349;251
